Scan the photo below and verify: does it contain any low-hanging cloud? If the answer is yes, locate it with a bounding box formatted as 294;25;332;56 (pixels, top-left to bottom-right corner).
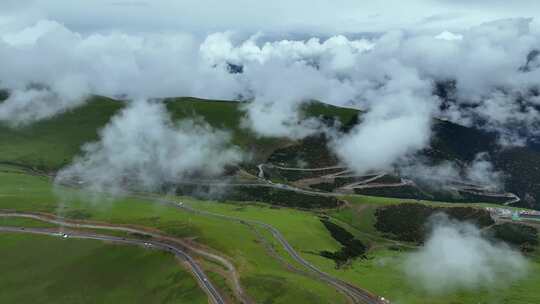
6;0;540;34
200;19;540;173
0;83;89;127
331;90;435;174
399;152;504;190
0;19;241;126
201;32;373;138
465;152;504;188
1;15;540;176
404;214;528;294
55;99;243;194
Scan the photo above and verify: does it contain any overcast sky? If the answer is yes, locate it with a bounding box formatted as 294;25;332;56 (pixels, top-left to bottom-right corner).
1;0;539;180
2;0;539;35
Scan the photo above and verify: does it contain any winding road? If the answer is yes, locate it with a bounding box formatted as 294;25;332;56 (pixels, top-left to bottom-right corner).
258;163;521;205
172;180;340;197
1;198;385;304
1;207;383;303
147;196;385;304
0;215;226;304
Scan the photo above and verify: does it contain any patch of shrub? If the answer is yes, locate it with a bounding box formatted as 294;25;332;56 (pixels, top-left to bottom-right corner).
267;134;340;168
263;166;344;182
367;174;402;184
374;203;494;243
229;186;344;209
309;174;403;192
176;184;343;209
309;182;338;192
354;185;429;200
0;89;8;102
64;209;92;220
488;222;538;252
457;190;514;204
129;232;152;240
319;219;367;267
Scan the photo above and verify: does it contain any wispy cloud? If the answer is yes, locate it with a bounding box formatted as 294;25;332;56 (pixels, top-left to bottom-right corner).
404;214;528;294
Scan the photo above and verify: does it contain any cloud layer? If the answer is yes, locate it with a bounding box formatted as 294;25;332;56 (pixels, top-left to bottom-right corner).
4;0;540;34
0;14;539;176
0;85;88;127
55;99;242;194
404;214;528;294
400;152;504;190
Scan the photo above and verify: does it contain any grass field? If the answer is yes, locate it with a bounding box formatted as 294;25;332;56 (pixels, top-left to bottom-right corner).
0;96;124;171
0;233;207;304
2;92;540;303
326;198;540;304
0;168;347;304
177;196;540;304
0;96;359;170
336;247;540;304
0;217;57;228
1;162;539;303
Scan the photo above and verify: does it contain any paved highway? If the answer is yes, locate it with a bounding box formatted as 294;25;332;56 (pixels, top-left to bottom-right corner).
148;196;386;304
0;211;249;303
0;225;226;304
171;180;341;197
55;179;386;303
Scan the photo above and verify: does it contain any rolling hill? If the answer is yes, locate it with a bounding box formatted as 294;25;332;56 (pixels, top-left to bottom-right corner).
2;93;540;210
1;92;540;304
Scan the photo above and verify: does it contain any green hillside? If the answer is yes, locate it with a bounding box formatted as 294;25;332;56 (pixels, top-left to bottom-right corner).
0;164;538;304
0;233;207;304
2;93;540;209
426;120;540;210
0;95;358;171
0;96;124;171
1;89;539;303
165;97;359;161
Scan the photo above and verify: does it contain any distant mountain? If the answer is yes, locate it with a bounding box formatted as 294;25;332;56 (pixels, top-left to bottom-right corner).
2;92;540;209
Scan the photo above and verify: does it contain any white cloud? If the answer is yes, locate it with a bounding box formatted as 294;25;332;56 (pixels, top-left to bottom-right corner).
404;214;528;294
55;99;243;194
4;0;540;35
0;15;539;176
435;30;463;41
0;20;242;99
332;88;435;174
399;152;504;190
0;83;89;127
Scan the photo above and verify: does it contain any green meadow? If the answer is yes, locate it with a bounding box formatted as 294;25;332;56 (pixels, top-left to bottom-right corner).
0;233;207;304
0;95;538;304
0;168;346;304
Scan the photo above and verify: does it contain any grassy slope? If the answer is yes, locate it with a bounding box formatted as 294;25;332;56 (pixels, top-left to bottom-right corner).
0;217;57;228
325;198;540;304
428;120;540;210
166;98;358;161
0;233;207;304
0;96;124;171
2;165;540;303
178;199;341;254
0;168;346;304
165;97;288;161
2;93;540;209
0;96;359;170
324;246;540;304
301;101;360;126
172;197;540;304
2;94;540;303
